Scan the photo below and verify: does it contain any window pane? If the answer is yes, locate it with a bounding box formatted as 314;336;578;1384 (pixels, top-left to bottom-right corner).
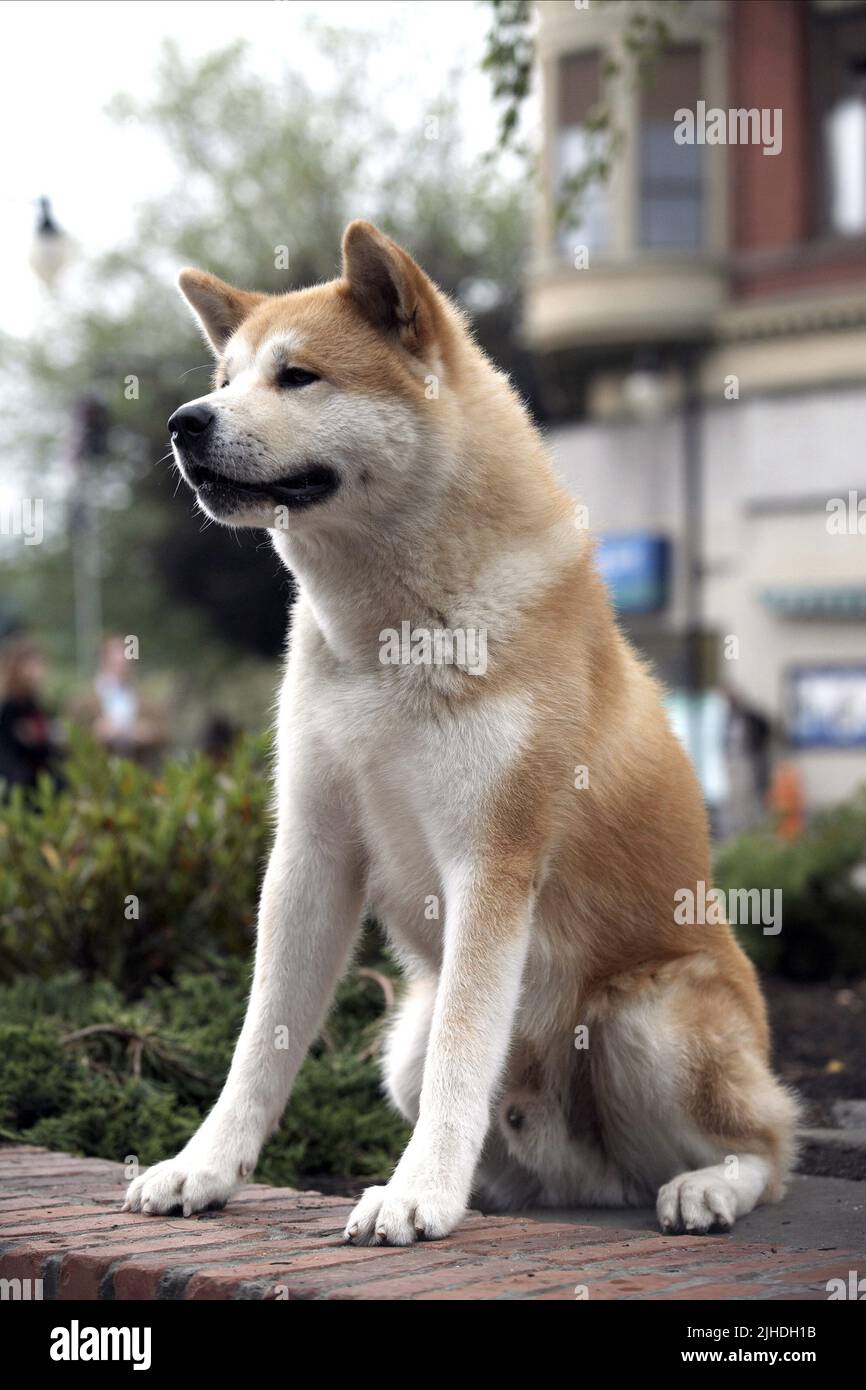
642;124;702;181
809;8;866;236
559;51;600;126
825;91;866;235
557;125;610;253
639;46;704;250
556;51;608;254
640;192;702;249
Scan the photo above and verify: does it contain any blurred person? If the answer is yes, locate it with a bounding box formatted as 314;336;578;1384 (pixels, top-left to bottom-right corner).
724;689;774;837
664;686;729;841
202;711;238;764
769;762;806;843
0;636;60;790
72;635;166;759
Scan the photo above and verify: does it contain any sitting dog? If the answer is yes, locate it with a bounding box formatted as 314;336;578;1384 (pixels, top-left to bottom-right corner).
124;222;797;1243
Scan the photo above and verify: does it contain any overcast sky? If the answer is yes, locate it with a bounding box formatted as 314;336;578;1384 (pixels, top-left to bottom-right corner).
0;0;501;337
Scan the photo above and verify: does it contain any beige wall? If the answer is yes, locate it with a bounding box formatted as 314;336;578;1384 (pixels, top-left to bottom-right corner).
548;385;866;808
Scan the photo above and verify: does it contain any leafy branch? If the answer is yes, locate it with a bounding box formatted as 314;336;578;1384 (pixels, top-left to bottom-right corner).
482;0;684;228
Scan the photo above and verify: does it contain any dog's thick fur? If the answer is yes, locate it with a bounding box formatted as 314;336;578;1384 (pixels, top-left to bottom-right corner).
124;223;798;1243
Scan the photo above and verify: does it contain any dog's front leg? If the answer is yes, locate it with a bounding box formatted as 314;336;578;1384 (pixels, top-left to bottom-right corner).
346;861;532;1245
124;770;363;1217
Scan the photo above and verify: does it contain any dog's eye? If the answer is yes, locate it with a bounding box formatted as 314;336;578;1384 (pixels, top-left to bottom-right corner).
276;366;320;389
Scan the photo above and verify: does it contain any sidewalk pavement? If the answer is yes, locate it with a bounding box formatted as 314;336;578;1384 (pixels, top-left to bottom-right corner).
1;1146;863;1301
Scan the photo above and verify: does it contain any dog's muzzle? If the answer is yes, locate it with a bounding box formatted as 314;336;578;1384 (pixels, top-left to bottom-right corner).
168;407;340;512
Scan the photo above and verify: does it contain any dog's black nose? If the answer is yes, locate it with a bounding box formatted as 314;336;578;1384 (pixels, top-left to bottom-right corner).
168;403;214;442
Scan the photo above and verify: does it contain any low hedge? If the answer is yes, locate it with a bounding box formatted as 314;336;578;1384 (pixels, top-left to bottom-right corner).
0;955;409;1188
715;791;866;980
0;735;408;1184
3;736;863;992
0;732;272;996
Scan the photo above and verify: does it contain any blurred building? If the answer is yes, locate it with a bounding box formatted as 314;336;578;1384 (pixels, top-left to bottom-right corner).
526;0;866;820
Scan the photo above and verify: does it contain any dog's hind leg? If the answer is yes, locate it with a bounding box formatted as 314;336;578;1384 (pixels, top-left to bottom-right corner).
382;976;436;1124
653;1036;799;1233
656;1154;775;1234
382;983;545;1210
588;951;800;1235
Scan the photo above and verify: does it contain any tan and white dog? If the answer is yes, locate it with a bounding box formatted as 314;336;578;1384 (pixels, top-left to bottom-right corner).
124;222;797;1244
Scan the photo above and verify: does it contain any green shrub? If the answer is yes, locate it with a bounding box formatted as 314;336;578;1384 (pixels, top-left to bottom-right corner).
0;953;409;1186
714;791;866;980
0;731;273;995
0;734;410;1184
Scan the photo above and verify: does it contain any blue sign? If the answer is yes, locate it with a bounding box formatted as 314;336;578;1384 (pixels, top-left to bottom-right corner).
597;534;669;614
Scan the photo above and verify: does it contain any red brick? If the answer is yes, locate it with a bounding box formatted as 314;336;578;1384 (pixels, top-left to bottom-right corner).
423;1270;593;1300
774;1262;861;1287
112;1261;199;1301
57;1230;263;1300
177;1241;413;1299
663;1282;785;1300
1;1143;859;1303
0;1210;149;1238
0;1246;52;1283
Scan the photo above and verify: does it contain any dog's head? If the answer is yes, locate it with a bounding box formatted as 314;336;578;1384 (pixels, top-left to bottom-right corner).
169;221;460;533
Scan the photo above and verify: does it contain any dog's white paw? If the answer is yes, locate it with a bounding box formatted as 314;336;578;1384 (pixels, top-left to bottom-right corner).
123;1150;246;1217
657;1170;738;1234
344;1181;465;1246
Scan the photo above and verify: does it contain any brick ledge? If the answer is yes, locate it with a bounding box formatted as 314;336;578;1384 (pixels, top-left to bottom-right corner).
0;1145;858;1301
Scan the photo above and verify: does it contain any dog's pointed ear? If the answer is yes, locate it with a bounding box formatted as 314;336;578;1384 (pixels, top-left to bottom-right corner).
177;269;265;354
340;221;441;354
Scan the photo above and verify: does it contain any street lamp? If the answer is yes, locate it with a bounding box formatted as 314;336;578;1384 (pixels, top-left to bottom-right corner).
68;395;109;680
29;196;74;289
28;198;106;678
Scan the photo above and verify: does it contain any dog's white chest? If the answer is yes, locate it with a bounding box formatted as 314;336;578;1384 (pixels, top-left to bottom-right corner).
304;660;532;957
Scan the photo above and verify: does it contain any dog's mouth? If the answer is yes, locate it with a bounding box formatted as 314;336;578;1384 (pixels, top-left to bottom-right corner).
183;461;340;511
